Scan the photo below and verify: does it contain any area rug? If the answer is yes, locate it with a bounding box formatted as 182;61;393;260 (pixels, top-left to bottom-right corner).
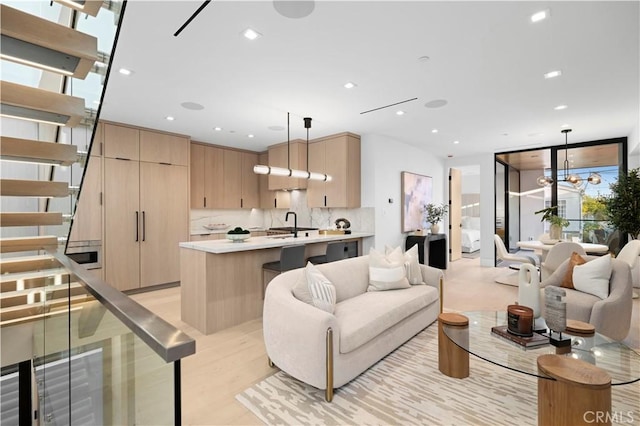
236;325;640;425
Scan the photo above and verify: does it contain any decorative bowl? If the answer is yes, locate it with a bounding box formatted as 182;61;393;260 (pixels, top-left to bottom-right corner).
226;233;251;242
204;223;228;230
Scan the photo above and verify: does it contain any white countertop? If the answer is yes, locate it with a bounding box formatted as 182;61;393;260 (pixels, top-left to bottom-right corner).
190;227;266;236
180;232;374;254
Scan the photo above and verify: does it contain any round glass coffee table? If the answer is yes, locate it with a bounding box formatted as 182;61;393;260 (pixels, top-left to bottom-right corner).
441;311;640;385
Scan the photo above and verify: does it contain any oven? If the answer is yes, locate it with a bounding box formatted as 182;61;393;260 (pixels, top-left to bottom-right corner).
65;240;102;269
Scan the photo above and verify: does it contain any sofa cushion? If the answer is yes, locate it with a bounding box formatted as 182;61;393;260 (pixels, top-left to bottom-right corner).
386;244;423;285
292;262;337;313
334;285;438;353
563;288;600;322
368;247;411;291
316;256;371;303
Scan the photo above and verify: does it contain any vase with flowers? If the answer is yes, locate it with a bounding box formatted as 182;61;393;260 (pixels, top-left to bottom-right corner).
424;203;448;234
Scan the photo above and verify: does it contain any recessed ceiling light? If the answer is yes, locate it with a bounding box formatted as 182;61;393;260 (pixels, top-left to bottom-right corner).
554;104;568;110
248;134;254;138
560;123;570;128
344;82;357;89
165;116;175;121
118;68;132;75
214;127;222;131
530;9;549;23
431;129;438;133
453;140;459;144
544;70;562;79
242;28;262;40
396;110;405;116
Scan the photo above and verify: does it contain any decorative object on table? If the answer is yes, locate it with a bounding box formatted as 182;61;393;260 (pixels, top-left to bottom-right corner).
334;218;351;234
506;304;534;337
600;167;640;240
535;205;570;240
226;227;251;242
490;324;548;348
543;286;572;353
203;223;228;230
424;202;448;234
518;263;545;332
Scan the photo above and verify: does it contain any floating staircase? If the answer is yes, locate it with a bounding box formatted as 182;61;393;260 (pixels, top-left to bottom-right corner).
0;3;105;329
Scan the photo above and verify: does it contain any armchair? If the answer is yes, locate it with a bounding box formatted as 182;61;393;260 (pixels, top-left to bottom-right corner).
539;257;632;341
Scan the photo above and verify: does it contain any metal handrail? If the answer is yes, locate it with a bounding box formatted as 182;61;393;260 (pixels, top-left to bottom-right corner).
50;249;195;363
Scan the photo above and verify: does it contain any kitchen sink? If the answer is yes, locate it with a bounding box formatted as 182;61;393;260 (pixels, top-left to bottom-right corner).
268;226;318;232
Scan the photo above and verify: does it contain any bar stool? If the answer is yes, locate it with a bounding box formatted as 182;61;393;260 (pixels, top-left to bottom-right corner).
262;245;306;298
307;241;346;265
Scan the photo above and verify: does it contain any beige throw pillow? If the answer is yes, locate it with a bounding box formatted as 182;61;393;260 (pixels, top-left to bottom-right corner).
368;247;411;291
385;244;424;285
292;262;337;313
573;254;612;300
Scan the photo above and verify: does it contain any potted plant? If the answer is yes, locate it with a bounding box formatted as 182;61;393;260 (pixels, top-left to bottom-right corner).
601;168;640;240
424;203;448;234
535;206;570;240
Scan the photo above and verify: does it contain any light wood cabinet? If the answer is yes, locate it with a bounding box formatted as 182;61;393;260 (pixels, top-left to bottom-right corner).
104;157;140;292
68;155;102;242
191;143;224;209
104;124;189;291
268;139;307;190
139;162;188;287
307;133;361;208
258;153;290;209
191;142;258;209
103;123;139;160
140;130;189;166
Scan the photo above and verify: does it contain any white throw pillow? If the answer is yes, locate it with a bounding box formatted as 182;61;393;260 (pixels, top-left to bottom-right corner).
293;262;336;313
385;244;424;285
368;247;411;291
573;254;612;300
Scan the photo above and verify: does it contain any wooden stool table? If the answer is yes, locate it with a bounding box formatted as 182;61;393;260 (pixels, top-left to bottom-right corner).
565;319;596;336
438;312;469;378
537;354;611;426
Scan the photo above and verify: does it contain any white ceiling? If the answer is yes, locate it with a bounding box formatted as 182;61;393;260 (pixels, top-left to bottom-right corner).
101;1;640;159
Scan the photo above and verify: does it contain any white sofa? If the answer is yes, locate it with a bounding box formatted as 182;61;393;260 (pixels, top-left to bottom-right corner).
263;255;443;401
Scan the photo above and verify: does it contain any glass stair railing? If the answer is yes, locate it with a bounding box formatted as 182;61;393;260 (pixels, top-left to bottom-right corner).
0;1;196;424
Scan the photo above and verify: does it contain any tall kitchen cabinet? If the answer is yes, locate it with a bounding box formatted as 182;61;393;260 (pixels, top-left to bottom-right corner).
103;123;189;291
307;132;361;208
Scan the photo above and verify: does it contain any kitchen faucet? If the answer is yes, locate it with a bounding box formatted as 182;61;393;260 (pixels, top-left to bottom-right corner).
285;211;298;238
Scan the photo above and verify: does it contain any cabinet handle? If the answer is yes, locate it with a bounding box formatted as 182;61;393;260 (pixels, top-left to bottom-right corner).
274;198;277;208
115;157;131;161
241;198;243;208
135;211;139;242
142;211;146;242
159;162;172;166
204;197;207;208
324;195;327;207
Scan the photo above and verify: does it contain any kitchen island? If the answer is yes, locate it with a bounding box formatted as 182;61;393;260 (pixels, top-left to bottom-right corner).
179;232;373;334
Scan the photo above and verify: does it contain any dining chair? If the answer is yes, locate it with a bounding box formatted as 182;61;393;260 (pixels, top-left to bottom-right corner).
494;235;537;286
540;242;586;280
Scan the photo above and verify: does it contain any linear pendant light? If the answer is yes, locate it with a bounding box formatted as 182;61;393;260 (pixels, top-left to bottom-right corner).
253;112;332;182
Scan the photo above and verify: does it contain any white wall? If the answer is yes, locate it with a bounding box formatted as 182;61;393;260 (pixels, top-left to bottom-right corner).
629;124;640;169
520;170;546;242
361;134;446;253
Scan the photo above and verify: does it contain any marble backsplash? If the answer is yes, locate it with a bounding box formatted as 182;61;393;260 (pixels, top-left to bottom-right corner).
190;190;374;234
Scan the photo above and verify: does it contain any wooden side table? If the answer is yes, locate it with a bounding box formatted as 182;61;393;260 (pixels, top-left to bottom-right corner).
438;312;469;378
537;354;611;426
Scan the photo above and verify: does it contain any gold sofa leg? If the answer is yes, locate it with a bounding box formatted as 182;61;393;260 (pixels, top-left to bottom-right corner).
325;327;334;402
439;275;444;313
268;357;274;368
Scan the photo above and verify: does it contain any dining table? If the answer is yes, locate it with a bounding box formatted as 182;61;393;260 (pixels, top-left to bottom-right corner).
516;240;609;261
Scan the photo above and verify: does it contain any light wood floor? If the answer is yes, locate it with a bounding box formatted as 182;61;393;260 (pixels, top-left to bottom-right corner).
131;256;640;426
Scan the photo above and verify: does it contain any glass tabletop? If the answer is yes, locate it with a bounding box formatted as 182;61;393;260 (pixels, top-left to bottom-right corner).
442;311;640;385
